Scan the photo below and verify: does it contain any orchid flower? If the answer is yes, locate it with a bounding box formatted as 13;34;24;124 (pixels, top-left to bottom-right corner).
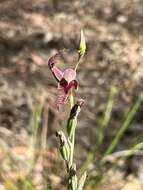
48;53;78;110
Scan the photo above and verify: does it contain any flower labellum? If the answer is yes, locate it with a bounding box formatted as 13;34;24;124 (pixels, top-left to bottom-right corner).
48;53;78;110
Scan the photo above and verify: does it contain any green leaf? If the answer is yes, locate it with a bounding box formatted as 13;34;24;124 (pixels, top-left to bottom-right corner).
77;171;87;190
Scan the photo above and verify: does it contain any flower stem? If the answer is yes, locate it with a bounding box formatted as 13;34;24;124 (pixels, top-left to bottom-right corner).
69;119;77;168
68;93;77;168
69;92;74;109
75;55;83;71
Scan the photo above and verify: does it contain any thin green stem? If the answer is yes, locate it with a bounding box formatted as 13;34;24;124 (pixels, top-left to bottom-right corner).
68;118;77;167
68;93;76;168
70;126;75;167
67;93;78;190
69;92;74;108
75;55;83;71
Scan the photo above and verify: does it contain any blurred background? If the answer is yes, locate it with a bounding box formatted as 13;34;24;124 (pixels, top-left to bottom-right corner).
0;0;143;190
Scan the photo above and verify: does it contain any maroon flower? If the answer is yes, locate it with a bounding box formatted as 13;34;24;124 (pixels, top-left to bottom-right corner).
48;53;78;110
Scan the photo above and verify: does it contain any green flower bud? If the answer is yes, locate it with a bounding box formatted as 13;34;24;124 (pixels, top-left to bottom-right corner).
78;30;86;57
68;164;78;190
67;99;84;140
56;131;70;161
59;144;70;162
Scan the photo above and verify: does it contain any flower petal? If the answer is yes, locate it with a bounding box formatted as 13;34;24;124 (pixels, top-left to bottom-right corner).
63;69;76;83
52;67;63;81
48;53;59;69
48;53;63;81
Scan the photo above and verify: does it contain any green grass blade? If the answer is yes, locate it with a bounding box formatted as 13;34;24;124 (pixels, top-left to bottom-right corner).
97;86;117;147
102;140;143;163
104;93;143;156
28;105;42;173
132;141;143;150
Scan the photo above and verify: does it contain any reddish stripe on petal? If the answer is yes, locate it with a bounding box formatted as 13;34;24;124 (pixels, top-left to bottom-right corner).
64;80;78;93
59;78;68;88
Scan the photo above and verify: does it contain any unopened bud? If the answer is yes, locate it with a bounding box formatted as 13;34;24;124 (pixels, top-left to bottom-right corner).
78;30;86;58
68;164;78;190
70;99;84;119
67;99;84;140
56;131;70;161
56;131;67;146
